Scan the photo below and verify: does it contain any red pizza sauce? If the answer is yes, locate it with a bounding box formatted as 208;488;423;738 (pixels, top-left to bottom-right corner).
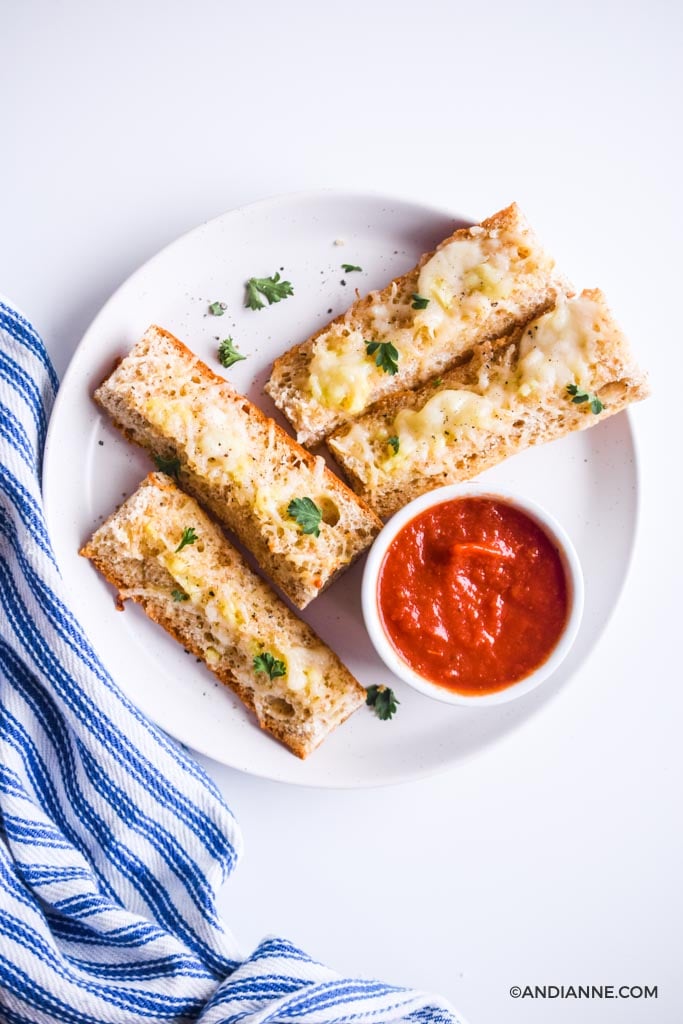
377;497;569;695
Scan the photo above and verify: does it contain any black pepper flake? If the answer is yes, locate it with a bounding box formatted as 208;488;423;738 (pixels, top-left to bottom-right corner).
98;440;104;446
327;308;333;314
340;280;346;286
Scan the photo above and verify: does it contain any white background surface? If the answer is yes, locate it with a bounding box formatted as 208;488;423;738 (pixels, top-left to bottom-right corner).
3;2;681;1022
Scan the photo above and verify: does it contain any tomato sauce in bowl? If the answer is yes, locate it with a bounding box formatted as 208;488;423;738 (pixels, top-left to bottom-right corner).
362;487;583;705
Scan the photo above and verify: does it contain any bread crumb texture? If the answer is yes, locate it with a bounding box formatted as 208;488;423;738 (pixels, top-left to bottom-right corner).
80;474;366;758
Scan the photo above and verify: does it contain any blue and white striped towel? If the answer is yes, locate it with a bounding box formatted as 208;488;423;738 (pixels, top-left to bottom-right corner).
0;299;463;1023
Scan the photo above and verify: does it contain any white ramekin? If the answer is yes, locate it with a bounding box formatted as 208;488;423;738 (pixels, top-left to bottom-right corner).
361;484;584;706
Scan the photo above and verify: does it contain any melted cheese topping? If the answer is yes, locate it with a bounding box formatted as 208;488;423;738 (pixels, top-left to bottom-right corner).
415;230;523;339
309;329;375;413
146;397;251;478
335;391;507;486
394;391;500;450
516;295;594;395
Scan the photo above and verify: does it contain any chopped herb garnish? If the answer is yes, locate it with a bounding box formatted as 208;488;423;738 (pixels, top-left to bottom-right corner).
287;497;323;537
153;454;181;478
172;589;189;602
566;383;605;415
364;339;400;375
175;527;198;553
341;263;362;273
366;684;399;720
387;435;400;455
411;293;430;309
209;301;226;316
218;336;246;368
432;377;443;388
253;652;287;679
245;272;294;310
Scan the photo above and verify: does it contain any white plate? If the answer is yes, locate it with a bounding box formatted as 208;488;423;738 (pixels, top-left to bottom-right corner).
43;190;640;787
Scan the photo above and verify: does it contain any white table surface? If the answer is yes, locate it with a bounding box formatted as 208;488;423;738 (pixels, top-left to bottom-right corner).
3;2;681;1021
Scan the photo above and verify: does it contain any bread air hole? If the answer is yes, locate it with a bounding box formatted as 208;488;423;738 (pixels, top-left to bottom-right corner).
265;696;295;718
317;496;340;527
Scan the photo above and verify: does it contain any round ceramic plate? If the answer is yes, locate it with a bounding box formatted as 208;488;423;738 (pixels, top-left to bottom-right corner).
43;190;639;787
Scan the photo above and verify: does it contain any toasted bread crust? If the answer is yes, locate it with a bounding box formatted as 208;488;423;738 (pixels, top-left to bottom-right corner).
266;203;569;445
80;474;366;758
94;326;382;608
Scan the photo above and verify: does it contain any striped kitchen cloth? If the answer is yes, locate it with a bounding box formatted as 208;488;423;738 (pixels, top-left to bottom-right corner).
0;298;464;1024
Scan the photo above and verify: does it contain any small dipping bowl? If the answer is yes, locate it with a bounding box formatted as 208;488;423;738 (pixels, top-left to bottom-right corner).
362;485;584;706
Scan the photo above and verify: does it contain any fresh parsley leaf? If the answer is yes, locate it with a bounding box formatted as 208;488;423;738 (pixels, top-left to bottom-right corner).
287;496;323;537
209;301;226;316
253;652;287;679
153;454;181;477
411;293;430;309
432;377;443;388
245;272;294;310
566;383;605;415
387;435;400;455
341;263;362;273
366;684;399;720
364;339;399;375
172;589;189;602
566;383;588;403
218;336;246;368
175;527;198;553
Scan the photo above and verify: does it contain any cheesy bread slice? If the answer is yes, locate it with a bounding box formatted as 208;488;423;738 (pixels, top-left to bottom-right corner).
81;474;366;758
